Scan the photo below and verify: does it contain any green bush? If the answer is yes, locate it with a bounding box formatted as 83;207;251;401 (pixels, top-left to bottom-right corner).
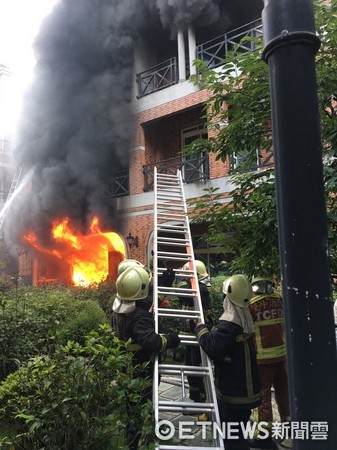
0;325;153;450
57;300;107;345
0;287;109;381
70;281;116;322
209;274;227;327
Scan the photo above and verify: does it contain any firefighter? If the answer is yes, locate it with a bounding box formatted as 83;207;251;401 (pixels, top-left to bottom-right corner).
112;259;151;337
177;260;212;409
114;265;180;450
195;274;262;450
248;276;290;450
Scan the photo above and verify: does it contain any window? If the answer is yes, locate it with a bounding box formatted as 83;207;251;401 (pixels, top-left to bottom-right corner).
192;234;232;277
230;148;260;172
181;124;209;182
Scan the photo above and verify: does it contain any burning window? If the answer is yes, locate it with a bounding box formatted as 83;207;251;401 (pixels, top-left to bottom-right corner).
23;216;125;286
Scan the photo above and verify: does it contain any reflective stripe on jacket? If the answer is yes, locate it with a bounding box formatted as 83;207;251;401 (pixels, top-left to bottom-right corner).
249;293;287;364
195;321;262;409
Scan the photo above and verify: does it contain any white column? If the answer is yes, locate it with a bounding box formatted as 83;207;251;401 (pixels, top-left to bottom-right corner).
177;29;186;81
188;25;197;76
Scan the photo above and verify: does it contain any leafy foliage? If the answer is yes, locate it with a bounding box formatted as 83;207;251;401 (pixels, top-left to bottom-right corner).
209;274;227;327
0;324;152;450
189;0;337;279
0;285;109;380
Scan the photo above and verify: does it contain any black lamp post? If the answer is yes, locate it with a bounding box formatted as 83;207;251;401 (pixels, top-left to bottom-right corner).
262;0;337;447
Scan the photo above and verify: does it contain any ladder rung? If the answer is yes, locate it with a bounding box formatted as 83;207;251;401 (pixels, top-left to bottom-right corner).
157;256;191;262
159;364;211;377
158;401;215;413
157;268;193;278
158;237;187;243
178;335;199;346
157;309;201;319
157;190;182;195
174;269;195;276
158;207;185;212
157;227;187;234
157;203;184;208
158;242;187;247
157;173;178;179
157;223;186;229
157;181;180;186
157;292;196;299
158;239;188;247
158;205;184;210
158;251;191;258
157;213;185;219
158;286;197;297
157;176;179;181
157;192;183;198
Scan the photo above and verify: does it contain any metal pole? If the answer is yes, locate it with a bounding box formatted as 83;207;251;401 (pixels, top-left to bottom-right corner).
262;1;337;448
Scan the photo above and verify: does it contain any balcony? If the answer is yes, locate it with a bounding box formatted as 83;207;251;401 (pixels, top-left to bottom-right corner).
135;19;262;98
143;154;209;192
104;170;129;198
136;57;178;98
196;19;263;70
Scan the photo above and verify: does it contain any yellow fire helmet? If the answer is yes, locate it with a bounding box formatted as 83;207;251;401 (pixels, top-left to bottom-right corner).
251;276;274;294
183;260;209;281
223;274;253;308
118;259;152;282
116;266;150;301
118;259;144;275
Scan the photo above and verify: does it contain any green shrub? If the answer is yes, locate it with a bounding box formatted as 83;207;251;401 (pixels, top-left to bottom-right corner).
209;274;227;327
57;300;107;345
0;287;109;381
70;281;116;322
0;325;152;450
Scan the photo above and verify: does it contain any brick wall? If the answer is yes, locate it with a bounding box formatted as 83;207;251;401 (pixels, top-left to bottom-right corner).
124;87;230;266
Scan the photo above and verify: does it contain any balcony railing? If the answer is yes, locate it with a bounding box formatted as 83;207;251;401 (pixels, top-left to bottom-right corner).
136;57;178;98
197;19;263;70
135;19;263;98
230;149;274;173
104;170;129;198
143;154;209;192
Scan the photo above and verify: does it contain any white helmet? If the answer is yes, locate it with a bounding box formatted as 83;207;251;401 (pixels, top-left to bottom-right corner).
223;274;252;308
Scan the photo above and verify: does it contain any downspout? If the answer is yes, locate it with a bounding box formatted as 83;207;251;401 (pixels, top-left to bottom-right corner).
262;1;337;448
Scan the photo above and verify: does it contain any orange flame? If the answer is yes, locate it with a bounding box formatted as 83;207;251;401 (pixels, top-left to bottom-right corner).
24;216;125;286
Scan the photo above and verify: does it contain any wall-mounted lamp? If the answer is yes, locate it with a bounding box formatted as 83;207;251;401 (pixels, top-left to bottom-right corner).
126;232;139;249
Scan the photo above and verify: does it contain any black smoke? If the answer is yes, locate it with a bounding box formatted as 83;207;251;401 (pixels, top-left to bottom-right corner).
155;0;221;33
6;0;260;250
8;0;138;246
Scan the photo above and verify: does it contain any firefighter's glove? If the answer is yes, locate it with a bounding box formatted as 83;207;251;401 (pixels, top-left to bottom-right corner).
166;333;181;349
159;268;175;287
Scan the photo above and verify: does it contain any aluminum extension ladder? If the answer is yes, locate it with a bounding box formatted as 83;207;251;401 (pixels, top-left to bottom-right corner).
0;165;23;233
152;167;224;450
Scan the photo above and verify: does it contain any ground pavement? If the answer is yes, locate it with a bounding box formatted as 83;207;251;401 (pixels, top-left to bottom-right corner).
158;377;292;449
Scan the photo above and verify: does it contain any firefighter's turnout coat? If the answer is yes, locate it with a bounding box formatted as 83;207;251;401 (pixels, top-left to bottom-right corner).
249;293;286;364
195;320;262;409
